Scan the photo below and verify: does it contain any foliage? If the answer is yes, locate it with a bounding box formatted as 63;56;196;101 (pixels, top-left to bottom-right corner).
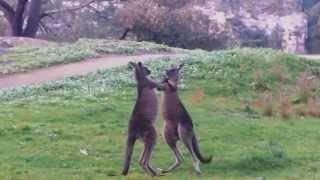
117;0;225;50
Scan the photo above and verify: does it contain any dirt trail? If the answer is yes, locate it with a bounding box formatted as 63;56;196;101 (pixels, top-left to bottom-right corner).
0;54;184;89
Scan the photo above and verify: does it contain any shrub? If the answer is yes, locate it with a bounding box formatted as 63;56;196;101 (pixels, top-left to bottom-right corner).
253;70;269;91
307;96;320;118
260;91;274;117
117;0;223;50
279;94;292;119
270;64;289;82
296;71;316;103
191;88;205;105
294;104;308;117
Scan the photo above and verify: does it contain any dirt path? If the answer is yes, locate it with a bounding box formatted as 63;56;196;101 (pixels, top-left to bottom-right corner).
0;54;184;89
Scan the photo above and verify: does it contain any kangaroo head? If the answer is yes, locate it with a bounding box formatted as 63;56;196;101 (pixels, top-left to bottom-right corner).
165;63;184;88
129;61;151;81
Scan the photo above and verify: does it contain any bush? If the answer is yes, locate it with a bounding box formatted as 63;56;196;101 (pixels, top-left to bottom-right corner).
117;0;224;50
279;95;292;119
260;92;274;117
307;96;320;117
296;71;316;103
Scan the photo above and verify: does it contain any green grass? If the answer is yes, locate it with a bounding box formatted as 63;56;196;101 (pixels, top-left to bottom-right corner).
0;38;183;75
1;48;320;179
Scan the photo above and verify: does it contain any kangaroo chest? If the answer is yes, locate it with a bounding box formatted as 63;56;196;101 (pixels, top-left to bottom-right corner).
135;88;158;121
162;92;182;120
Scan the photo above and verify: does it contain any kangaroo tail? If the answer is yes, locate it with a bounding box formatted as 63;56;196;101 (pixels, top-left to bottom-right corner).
192;135;212;163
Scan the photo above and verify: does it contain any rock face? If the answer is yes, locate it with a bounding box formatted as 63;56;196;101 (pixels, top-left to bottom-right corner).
305;0;320;53
194;0;307;53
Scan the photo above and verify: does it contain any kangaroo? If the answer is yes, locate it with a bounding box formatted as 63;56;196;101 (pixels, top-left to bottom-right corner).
159;64;212;175
122;62;163;176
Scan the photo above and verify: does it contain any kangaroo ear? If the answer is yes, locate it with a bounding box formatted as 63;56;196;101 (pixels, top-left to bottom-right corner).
138;62;143;67
178;63;185;70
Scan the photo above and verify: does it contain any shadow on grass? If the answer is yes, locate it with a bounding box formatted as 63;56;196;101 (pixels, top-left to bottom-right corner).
204;141;292;176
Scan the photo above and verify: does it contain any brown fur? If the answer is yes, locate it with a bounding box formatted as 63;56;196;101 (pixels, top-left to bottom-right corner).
159;64;212;175
122;62;163;176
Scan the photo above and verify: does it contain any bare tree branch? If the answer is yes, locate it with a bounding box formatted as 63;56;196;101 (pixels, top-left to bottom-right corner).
39;21;48;34
0;0;14;13
39;20;55;35
0;0;15;22
87;4;109;19
41;0;97;19
120;28;131;40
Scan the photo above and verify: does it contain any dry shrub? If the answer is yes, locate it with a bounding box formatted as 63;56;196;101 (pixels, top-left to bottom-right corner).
294;104;308;117
307;96;320;117
279;95;292;119
270;65;289;82
117;0;167;31
253;98;263;108
296;71;316;103
260;91;274;117
191;88;205;105
117;0;219;49
254;70;268;91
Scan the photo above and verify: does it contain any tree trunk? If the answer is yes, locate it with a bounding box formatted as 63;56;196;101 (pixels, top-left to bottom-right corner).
0;0;42;37
12;0;28;36
23;0;42;37
1;0;92;38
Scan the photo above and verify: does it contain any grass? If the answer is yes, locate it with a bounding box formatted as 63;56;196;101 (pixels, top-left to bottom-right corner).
0;38;183;75
1;48;320;179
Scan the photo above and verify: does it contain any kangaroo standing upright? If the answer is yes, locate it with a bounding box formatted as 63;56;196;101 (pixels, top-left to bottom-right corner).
122;62;163;176
159;64;212;175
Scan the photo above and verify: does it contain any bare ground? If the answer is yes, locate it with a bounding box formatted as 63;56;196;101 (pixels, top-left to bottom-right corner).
0;54;184;89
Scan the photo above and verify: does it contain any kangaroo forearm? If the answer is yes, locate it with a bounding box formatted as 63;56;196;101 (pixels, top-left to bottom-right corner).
149;80;167;90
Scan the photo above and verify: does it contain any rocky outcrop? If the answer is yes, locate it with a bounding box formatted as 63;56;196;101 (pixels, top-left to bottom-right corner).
194;0;307;53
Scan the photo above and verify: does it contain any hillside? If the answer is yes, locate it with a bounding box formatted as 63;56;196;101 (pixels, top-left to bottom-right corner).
0;48;320;179
0;38;182;75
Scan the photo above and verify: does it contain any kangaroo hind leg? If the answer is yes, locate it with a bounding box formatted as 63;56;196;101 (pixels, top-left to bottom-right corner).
161;130;182;173
122;135;137;175
179;127;201;175
140;130;158;176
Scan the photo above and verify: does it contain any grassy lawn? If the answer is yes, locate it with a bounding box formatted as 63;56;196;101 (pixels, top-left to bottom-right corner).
0;38;183;75
1;48;320;179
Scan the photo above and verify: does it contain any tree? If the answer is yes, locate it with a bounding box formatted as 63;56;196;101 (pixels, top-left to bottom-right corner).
117;0;219;50
0;0;96;37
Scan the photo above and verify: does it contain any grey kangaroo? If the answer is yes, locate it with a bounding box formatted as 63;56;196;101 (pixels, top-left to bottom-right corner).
159;64;212;175
122;62;163;176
